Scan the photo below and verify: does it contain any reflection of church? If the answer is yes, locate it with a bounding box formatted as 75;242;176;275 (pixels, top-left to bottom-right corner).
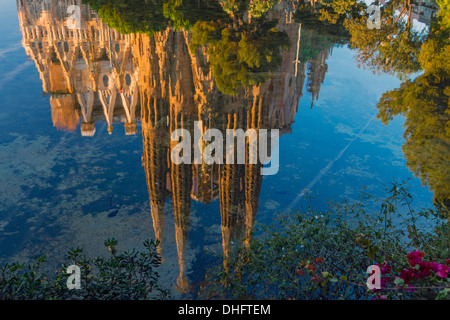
17;0;332;293
18;0;139;136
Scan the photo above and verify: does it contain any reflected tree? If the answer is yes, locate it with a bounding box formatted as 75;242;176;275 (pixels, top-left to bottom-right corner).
189;2;289;95
248;0;278;18
436;0;450;29
83;0;225;34
293;2;354;62
84;0;288;95
378;74;450;204
344;0;426;78
83;0;169;34
377;13;450;207
162;0;227;30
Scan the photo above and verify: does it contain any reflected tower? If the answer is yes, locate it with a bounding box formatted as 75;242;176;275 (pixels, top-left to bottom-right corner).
18;0;335;294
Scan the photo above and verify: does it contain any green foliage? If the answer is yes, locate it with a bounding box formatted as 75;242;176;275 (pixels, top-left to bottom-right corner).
436;0;450;30
344;10;424;78
376;9;450;205
162;0;228;30
83;0;169;35
84;0;286;95
419;37;450;76
418;13;450;76
190;16;289;95
248;0;277;18
84;0;228;34
293;3;353;62
377;73;450;204
321;0;358;16
295;0;364;27
220;0;250;16
0;239;169;300
199;183;450;300
318;0;362;25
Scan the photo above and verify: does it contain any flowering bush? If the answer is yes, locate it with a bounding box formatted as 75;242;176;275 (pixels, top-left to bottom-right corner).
365;250;450;300
200;183;450;300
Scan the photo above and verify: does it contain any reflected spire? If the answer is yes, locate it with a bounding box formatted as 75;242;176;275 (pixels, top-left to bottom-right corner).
170;113;193;294
142;119;168;258
18;0;335;294
307;47;331;105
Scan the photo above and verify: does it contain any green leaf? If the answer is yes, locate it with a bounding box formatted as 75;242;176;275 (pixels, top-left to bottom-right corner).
394;277;405;286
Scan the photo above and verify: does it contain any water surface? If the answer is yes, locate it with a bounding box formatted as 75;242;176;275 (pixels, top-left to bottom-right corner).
0;0;443;297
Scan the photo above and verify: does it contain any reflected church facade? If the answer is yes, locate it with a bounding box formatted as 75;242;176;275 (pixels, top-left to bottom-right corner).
17;0;332;293
18;0;139;136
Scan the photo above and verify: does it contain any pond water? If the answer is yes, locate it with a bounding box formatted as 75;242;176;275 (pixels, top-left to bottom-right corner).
0;0;446;298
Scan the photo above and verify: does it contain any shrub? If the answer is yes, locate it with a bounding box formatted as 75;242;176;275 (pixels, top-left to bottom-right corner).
199;183;450;300
0;239;170;300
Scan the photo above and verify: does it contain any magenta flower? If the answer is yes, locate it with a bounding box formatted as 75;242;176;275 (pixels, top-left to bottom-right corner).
376;261;392;274
407;250;425;267
398;270;415;284
433;263;450;278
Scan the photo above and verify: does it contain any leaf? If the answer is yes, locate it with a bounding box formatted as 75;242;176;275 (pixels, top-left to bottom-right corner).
394;277;405;286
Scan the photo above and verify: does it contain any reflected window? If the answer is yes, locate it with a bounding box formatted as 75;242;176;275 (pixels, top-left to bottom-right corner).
103;75;109;88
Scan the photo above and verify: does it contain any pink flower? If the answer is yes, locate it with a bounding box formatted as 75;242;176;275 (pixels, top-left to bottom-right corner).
376;261;392;274
380;276;391;288
433;263;450;278
407;250;425;267
407;284;415;293
398;270;415;284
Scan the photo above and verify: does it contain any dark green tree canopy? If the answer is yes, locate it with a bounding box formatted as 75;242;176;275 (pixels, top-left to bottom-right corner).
83;0;169;35
83;0;227;34
189;16;289;95
377;11;450;205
